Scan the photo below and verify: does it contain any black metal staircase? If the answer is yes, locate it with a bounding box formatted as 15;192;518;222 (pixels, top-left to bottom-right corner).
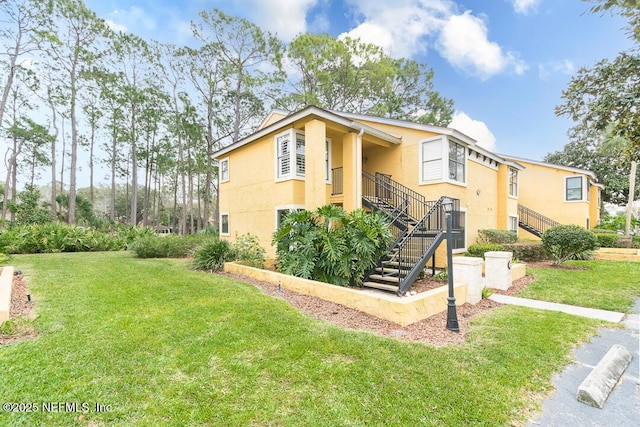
361;171;459;296
518;204;559;237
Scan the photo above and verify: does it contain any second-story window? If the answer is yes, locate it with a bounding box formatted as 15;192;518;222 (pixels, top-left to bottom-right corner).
508;167;518;197
565;176;583;201
276;129;306;180
448;140;465;182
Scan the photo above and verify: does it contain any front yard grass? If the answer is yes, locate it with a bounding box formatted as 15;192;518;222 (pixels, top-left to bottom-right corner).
520;260;640;312
0;252;605;426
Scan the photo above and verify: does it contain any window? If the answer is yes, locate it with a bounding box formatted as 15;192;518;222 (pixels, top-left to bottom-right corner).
220;213;229;236
275;206;305;229
295;131;305;175
420;136;466;184
448;141;465;182
508;167;518;197
276;132;291;178
451;210;466;251
509;216;518;234
276;129;305;180
421;138;443;181
219;158;229;183
566;176;583;201
325;139;331;182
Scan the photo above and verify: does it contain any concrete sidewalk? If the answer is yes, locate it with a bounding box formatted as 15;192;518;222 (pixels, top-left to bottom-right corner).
489;294;626;322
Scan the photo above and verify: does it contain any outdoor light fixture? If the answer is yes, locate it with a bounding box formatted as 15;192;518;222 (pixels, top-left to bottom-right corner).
442;197;460;332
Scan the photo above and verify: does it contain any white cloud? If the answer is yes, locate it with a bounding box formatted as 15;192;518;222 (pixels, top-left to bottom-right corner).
449;111;497;152
105;6;157;34
538;59;576;79
105;19;127;33
249;0;318;41
509;0;540;15
338;1;526;80
437;11;527;80
340;0;449;58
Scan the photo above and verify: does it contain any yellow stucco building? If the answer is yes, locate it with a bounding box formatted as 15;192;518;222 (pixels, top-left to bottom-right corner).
214;106;602;294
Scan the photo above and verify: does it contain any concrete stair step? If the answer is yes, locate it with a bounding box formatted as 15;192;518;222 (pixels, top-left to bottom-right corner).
368;274;401;283
362;281;399;292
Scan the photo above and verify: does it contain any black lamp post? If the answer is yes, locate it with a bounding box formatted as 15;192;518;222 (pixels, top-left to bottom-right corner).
442;197;460;332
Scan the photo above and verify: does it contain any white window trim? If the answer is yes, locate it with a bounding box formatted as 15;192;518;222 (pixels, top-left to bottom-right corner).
452;207;467;254
564;175;586;202
325;138;332;184
275;205;306;229
418;135;467;187
275;129;306;183
508;167;518;199
219;157;229;183
508;215;519;235
220;212;230;236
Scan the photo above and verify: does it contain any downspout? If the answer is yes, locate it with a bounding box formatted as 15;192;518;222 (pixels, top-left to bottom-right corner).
356;128;364;209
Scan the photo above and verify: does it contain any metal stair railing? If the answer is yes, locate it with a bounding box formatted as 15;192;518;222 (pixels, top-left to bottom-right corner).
518;204;559;237
362;171;432;224
393;196;457;295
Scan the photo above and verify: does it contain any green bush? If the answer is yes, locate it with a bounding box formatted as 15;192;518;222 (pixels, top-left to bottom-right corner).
542;225;597;265
272;205;392;287
591;228;617;234
594;233;619;248
502;242;549;262
477;229;518;244
191;239;234;271
129;234;211;258
0;223;133;254
232;233;266;268
465;243;504;258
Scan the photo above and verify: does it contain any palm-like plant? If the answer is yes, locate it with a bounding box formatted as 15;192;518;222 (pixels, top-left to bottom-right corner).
272;205;392;286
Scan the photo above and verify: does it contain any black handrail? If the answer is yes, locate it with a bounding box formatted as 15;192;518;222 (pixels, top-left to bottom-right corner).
518;204;559;236
362;171;433;223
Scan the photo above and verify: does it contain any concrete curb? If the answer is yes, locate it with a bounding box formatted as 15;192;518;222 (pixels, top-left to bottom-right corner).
0;266;15;324
576;344;632;409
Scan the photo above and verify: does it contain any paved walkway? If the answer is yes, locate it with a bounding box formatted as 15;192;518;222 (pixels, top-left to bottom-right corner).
490;295;639;426
489;294;626;322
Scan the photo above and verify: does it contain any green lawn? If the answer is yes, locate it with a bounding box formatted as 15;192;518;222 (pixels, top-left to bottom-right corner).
520;260;640;312
0;252;605;426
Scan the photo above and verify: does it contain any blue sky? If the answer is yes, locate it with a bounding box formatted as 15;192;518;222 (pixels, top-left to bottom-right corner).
85;0;634;160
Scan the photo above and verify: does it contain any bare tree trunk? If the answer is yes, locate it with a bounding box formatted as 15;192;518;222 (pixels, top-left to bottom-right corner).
110;130;117;222
68;57;79;225
89;121;95;204
48;94;58;220
196;174;202;231
625;160;637;236
60;116;65;195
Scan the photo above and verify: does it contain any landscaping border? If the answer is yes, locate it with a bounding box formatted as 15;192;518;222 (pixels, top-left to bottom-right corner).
0;266;15;324
223;262;467;326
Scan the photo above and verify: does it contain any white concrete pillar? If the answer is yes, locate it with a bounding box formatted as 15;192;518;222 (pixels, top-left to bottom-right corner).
453;256;483;304
484;251;513;291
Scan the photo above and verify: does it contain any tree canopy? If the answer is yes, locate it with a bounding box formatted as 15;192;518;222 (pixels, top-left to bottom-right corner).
278;34;454;126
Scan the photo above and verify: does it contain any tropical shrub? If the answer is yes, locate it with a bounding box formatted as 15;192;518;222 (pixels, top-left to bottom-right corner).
502;242;549;262
272;205;392;287
477;229;518;244
541;225;597;265
232;233;266;268
191;238;234;271
465;243;504;258
594;233;619;248
128;234;212;258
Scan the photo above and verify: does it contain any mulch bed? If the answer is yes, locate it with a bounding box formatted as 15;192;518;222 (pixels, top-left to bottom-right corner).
221;271;536;347
0;273;37;345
